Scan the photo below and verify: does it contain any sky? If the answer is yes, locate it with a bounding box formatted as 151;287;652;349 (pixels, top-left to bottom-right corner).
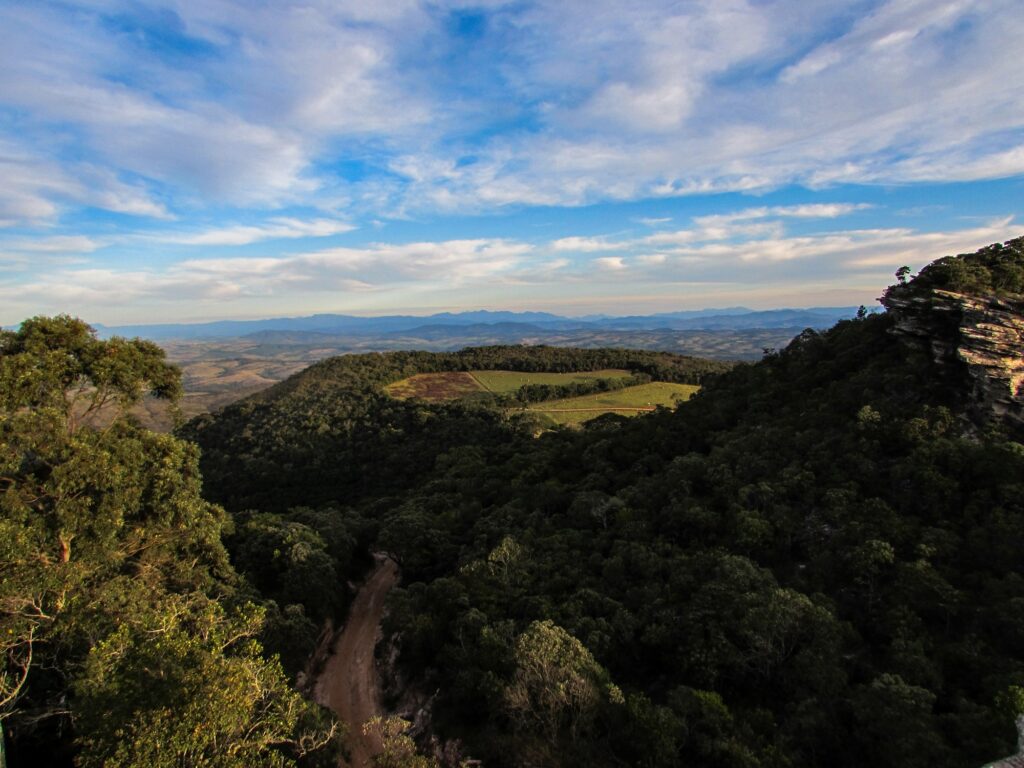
0;0;1022;325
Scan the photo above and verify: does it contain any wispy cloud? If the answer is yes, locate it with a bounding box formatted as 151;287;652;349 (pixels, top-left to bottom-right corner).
159;218;355;246
0;237;532;314
570;219;1022;283
693;203;874;228
0;235;101;256
4;212;1018;322
594;256;627;271
551;236;620;253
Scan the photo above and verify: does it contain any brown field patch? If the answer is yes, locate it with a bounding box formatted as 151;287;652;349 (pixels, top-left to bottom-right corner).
384;372;485;401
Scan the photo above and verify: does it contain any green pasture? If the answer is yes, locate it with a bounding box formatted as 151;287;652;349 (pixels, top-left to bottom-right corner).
468;369;632;393
523;382;700;426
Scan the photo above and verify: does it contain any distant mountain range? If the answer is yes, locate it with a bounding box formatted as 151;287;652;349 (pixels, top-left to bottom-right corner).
94;306;875;341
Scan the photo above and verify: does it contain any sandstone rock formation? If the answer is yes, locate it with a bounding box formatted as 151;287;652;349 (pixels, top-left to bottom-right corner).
882;288;1024;434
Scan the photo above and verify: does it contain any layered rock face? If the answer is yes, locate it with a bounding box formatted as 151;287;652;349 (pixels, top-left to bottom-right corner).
882;288;1024;434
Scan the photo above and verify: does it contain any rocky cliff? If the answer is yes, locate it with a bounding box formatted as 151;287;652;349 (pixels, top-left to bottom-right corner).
882;286;1024;434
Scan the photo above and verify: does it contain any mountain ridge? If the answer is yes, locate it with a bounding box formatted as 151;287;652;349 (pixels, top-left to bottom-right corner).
93;306;875;341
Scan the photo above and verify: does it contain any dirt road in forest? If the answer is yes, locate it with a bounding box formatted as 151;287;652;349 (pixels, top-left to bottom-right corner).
314;554;400;768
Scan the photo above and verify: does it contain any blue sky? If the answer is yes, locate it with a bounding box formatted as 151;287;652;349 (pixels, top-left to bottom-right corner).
0;0;1022;325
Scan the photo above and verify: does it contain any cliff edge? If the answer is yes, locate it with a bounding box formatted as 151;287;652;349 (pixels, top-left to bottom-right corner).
880;237;1024;434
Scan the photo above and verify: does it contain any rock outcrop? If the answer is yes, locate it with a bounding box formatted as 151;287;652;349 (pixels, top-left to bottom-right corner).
882;288;1024;434
981;715;1024;767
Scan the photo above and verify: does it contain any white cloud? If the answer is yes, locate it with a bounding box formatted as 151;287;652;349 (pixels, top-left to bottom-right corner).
693;203;874;228
3;0;1022;224
627;219;1023;281
0;0;1021;329
0;138;170;226
0;236;533;317
3;218;1021;323
160;218;355;246
551;236;619;253
380;0;1024;212
539;201;876;257
594;256;627;271
0;0;434;217
0;235;101;256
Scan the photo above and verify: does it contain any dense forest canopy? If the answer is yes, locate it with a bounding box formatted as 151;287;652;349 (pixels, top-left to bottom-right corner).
183;239;1024;768
180;346;728;512
3;238;1024;768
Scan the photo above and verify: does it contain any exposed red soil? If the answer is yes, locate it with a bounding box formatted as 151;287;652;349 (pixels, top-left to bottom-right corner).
313;555;401;767
387;372;483;401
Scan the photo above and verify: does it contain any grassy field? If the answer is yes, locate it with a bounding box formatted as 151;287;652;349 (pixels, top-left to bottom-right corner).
523;382;700;426
384;371;698;425
384;369;633;401
470;369;632;393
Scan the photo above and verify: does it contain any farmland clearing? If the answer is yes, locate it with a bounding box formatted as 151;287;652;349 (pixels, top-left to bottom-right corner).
384;369;633;401
470;368;632;393
383;371;484;401
523;382;699;426
384;370;699;425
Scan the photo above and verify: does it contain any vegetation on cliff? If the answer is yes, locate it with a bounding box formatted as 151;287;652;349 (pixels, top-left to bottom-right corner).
886;236;1024;298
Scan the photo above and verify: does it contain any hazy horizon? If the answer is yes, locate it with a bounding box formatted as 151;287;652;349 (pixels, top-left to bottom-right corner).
1;1;1023;325
71;302;870;331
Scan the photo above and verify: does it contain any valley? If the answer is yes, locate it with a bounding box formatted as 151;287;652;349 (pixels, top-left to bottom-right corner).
129;329;791;432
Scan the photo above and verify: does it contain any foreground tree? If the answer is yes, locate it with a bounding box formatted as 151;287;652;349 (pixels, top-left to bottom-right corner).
0;316;337;766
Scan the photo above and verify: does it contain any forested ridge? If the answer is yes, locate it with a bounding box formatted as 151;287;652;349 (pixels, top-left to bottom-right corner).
185;239;1024;767
3;239;1024;767
180;346;728;512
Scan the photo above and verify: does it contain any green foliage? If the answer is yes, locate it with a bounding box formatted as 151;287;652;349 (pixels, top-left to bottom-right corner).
885;236;1024;297
0;316;337;766
180;240;1024;768
364;717;439;768
504;620;621;746
312;312;1019;765
0;314;181;427
181;346;728;513
74;597;339;768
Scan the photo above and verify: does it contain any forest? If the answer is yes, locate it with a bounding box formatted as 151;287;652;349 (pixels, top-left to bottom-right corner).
2;238;1024;767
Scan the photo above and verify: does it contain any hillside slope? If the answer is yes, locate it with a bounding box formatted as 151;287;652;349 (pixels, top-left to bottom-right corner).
188;238;1024;768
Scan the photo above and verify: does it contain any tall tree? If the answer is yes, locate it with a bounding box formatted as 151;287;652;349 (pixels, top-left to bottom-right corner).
0;316;337;766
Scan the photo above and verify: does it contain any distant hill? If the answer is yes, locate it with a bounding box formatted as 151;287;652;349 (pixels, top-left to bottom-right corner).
95;306;875;341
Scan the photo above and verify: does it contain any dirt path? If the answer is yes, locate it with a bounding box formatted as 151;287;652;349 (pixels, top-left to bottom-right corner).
314;554;401;768
466;370;495;393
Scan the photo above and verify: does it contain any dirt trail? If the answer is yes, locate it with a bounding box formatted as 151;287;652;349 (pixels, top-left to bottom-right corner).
314;554;401;768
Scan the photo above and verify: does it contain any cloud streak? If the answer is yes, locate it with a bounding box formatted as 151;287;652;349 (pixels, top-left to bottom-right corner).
3;205;1018;322
159;219;356;246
